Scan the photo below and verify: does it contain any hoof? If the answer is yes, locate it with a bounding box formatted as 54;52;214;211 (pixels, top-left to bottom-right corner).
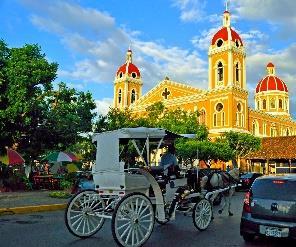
218;210;222;214
229;212;233;216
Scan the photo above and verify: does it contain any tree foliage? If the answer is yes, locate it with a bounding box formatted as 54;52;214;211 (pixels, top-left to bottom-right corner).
0;40;96;160
94;102;203;135
218;131;261;160
176;139;234;167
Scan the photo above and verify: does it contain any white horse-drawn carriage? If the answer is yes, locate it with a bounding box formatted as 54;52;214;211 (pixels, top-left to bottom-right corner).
65;127;237;247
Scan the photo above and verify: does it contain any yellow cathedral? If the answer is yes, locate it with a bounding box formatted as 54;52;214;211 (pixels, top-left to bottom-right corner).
113;10;296;139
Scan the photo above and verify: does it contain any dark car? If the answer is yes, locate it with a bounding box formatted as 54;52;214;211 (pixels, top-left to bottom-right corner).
237;172;262;190
240;174;296;242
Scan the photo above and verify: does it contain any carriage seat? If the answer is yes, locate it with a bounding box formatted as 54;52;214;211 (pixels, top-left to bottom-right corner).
149;166;164;176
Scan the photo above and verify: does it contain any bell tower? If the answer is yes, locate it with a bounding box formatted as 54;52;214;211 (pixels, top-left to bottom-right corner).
208;10;246;90
207;6;249;135
113;48;143;109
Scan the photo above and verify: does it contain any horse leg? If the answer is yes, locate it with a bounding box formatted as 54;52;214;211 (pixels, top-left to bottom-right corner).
218;194;226;214
228;189;234;216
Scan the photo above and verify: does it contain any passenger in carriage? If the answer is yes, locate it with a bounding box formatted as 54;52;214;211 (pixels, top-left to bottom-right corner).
159;145;179;176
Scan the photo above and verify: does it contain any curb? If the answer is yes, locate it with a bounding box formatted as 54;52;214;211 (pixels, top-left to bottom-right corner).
0;203;67;215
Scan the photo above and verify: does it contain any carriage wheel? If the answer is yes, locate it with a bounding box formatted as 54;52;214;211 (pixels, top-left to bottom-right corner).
112;192;154;247
65;189;105;238
192;198;212;231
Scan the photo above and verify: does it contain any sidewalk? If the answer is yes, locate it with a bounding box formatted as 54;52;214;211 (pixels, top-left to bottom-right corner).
0;190;69;215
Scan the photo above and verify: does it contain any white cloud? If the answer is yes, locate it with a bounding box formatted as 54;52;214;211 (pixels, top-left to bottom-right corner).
95;98;113;116
233;0;296;37
191;26;219;50
172;0;206;22
240;29;269;55
133;41;208;90
25;0;208;92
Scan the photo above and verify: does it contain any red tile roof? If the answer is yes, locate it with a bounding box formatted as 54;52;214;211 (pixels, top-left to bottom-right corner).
246;136;296;160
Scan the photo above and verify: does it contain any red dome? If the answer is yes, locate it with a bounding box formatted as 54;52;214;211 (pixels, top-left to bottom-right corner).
211;27;243;46
116;63;141;77
266;62;274;68
256;76;288;93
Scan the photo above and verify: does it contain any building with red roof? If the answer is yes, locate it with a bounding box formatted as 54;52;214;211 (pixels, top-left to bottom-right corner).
113;8;296;145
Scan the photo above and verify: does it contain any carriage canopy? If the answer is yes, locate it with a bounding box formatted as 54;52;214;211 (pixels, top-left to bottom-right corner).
92;127;183;171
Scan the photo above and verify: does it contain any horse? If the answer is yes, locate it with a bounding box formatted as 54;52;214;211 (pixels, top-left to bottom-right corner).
200;168;240;216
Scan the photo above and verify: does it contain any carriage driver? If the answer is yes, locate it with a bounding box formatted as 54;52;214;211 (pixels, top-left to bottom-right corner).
159;144;178;174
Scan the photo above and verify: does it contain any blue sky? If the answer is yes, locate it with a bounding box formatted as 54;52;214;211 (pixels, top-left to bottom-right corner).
1;0;296;117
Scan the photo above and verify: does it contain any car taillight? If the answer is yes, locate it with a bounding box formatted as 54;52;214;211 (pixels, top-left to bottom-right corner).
243;191;251;213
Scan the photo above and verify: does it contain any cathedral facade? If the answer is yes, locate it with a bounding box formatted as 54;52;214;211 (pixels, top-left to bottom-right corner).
113;10;296;138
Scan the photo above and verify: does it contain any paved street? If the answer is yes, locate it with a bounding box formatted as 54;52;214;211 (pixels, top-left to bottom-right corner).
0;190;294;247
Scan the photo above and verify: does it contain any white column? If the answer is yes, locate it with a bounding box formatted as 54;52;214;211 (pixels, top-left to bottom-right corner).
228;49;233;86
208;55;212;89
113;80;117;107
242;56;246;89
124;79;128;107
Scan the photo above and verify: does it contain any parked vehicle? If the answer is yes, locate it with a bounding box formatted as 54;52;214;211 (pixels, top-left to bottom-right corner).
237;172;262;190
240;174;296;242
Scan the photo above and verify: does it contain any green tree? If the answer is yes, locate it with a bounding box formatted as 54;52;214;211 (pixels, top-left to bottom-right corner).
28;82;96;155
218;131;261;166
0;41;96;160
176;139;234;167
0;41;57;153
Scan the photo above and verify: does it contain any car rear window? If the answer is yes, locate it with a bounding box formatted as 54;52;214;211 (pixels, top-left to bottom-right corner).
241;173;254;178
252;179;296;201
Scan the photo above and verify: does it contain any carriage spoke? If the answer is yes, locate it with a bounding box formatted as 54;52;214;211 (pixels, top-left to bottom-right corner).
131;228;135;246
70;213;82;220
117;221;131;231
137;199;145;215
120;224;131;238
124;227;133;244
66;191;105;238
82;217;86;234
112;194;154;247
72;215;83;227
75;216;84;231
140;212;152;220
139;205;150;217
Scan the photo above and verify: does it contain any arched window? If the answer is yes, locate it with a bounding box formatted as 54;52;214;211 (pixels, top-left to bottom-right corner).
118;89;122;104
236;103;243;127
252;120;259;136
213;113;217;127
235;62;239;83
217;62;223;82
271;127;277;137
257;101;260;110
131;72;137;79
199;109;206;124
214;103;225;127
263;123;267;136
217;39;223;47
279;99;283;109
270;98;275;109
263;99;266;109
131;89;136;104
